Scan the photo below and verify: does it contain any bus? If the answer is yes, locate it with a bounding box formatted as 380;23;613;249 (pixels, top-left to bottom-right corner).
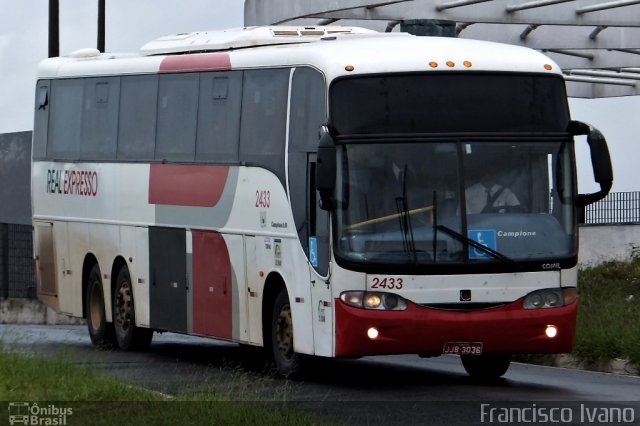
32;26;612;379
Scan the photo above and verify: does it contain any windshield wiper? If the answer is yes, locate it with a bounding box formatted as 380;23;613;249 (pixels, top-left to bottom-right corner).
435;225;522;269
395;164;417;264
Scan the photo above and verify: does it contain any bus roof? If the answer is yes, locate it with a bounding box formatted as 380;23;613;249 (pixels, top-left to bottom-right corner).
36;26;562;81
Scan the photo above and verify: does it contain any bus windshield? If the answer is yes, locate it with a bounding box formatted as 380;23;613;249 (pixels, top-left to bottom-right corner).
333;139;576;272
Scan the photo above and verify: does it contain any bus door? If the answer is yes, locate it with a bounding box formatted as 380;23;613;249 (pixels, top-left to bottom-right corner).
307;155;333;357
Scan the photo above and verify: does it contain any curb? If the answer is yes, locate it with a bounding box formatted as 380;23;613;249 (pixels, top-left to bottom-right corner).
0;298;85;325
550;353;639;376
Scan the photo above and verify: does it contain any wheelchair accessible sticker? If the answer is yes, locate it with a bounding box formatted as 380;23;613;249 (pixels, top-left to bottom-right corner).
468;229;497;260
309;237;318;268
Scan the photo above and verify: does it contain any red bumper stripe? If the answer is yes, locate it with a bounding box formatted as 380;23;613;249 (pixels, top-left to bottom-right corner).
335;298;578;357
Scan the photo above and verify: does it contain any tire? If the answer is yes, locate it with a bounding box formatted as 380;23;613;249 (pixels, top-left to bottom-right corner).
86;264;116;348
271;290;304;378
461;354;512;380
113;265;153;351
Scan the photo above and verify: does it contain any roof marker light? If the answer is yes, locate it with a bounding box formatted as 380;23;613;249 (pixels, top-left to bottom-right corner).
544;64;553;70
429;61;438;68
446;61;455;68
345;65;355;72
463;61;472;68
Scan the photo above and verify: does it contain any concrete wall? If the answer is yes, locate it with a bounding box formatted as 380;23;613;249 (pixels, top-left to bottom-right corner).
578;224;640;268
0;131;32;225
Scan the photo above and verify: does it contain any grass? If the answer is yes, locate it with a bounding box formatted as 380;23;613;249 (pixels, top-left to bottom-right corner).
0;348;319;426
573;255;640;369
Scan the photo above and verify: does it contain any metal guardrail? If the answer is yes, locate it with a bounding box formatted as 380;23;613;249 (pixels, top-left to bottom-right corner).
583;191;640;225
0;224;36;299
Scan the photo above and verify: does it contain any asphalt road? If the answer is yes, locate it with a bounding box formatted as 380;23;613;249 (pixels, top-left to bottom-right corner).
2;324;639;425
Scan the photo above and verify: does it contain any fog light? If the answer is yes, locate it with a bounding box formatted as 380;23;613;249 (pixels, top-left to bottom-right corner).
545;325;558;338
367;327;379;339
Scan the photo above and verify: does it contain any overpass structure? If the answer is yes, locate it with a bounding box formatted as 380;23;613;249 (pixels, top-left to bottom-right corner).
245;0;640;98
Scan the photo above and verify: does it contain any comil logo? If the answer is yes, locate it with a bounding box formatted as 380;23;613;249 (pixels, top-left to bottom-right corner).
7;402;73;425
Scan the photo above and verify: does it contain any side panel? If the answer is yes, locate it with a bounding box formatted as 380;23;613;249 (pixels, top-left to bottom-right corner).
120;226;151;328
224;234;248;342
52;222;73;315
67;221;90;317
34;221;58;310
244;236;262;344
149;227;187;332
191;230;232;339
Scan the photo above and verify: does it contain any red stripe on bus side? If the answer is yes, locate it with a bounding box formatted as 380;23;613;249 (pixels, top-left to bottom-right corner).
159;53;231;73
192;230;233;339
148;164;229;207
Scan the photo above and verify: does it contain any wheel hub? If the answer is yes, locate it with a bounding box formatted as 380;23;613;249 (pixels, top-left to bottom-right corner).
276;305;294;360
115;281;132;331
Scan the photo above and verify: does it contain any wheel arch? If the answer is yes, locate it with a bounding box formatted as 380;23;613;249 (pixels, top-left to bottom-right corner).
110;256;128;300
81;253;99;319
261;272;287;350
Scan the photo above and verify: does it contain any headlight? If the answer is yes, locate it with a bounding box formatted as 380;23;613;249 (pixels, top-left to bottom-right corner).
340;291;408;311
523;288;577;309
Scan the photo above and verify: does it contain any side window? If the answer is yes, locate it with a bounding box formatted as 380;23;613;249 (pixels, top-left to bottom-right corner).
156;73;199;161
196;71;242;163
239;68;290;183
81;78;119;160
48;79;83;160
289;67;326;153
118;75;158;160
33;80;50;160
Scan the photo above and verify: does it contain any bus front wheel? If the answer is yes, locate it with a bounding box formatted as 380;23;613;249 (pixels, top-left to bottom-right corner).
461;354;512;380
271;290;304;378
86;264;116;348
113;265;153;351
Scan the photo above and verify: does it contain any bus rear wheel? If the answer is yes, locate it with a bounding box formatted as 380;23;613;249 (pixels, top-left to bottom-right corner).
461;354;512;380
86;264;116;348
271;290;304;378
113;265;153;351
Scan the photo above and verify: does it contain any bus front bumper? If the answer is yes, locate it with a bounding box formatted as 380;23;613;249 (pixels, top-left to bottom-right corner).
334;297;578;357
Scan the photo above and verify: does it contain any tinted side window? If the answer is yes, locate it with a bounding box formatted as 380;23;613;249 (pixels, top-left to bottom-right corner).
33;80;50;160
196;72;242;163
49;79;83;160
118;75;158;160
240;69;290;183
81;78;119;160
156;73;199;161
289;67;326;153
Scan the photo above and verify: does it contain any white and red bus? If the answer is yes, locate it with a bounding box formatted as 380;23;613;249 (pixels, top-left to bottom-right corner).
33;26;612;379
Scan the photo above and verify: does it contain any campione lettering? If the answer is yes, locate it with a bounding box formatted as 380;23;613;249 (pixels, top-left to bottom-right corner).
497;230;536;238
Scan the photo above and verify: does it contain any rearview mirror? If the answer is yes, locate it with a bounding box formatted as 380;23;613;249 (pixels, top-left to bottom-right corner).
568;121;613;207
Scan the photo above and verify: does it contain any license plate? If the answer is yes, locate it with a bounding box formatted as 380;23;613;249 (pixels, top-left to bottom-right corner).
442;342;483;355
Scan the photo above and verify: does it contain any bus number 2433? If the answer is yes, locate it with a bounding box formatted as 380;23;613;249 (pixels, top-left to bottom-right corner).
255;190;271;208
370;277;404;290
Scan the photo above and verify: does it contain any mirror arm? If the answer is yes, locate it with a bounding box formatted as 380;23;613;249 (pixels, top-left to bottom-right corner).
316;125;337;211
